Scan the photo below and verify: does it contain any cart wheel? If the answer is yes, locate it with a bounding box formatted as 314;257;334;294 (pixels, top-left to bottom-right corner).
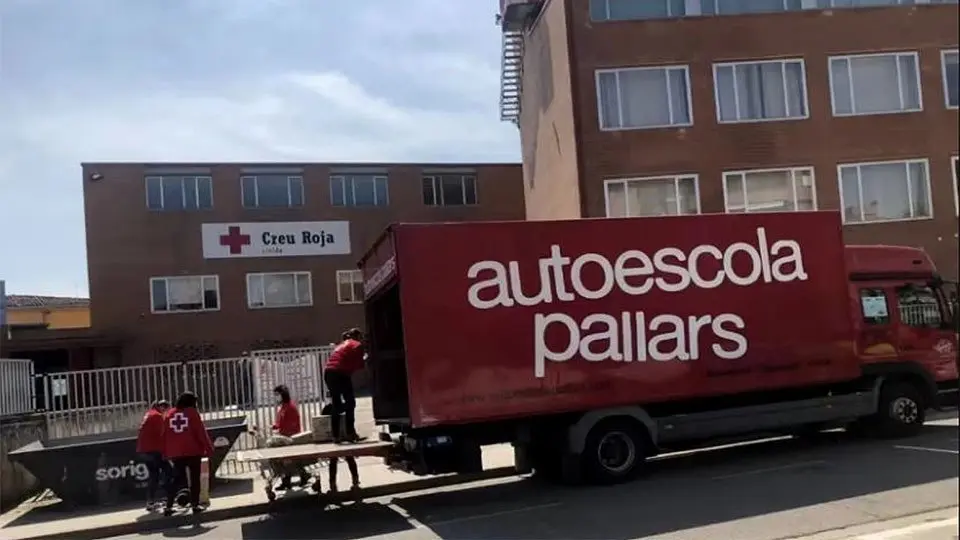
175;489;190;508
311;480;322;493
266;488;276;502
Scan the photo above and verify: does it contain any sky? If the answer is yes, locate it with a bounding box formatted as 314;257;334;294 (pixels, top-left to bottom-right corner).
0;0;520;297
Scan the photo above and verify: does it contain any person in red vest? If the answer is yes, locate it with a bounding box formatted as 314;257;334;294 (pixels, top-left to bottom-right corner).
324;328;366;443
136;399;171;510
162;391;213;516
270;384;311;489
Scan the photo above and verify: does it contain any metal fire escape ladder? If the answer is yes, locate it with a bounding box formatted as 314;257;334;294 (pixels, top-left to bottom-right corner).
499;29;524;125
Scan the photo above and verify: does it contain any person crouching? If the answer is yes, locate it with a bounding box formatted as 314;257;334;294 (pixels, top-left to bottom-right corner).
268;384;311;489
162;391;213;516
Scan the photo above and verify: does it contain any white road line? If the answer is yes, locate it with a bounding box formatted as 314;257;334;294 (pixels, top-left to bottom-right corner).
710;460;826;481
427;502;563;527
893;445;960;455
386;502;429;529
854;516;959;540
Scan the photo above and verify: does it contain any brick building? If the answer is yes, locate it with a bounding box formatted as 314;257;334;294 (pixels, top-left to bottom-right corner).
81;163;524;366
500;0;958;278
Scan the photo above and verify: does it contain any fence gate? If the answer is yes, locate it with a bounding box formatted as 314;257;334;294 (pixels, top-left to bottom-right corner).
0;359;34;417
34;346;332;476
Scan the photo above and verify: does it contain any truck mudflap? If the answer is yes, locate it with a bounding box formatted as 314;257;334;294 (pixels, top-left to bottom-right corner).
935;379;959;410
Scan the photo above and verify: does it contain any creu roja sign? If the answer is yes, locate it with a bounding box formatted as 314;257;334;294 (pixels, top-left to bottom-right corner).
262;230;336;248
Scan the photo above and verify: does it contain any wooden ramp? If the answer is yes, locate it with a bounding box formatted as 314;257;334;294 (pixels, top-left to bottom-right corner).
236;440;393;463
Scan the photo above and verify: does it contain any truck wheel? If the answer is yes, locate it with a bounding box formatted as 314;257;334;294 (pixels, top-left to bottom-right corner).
582;420;647;485
874;381;926;438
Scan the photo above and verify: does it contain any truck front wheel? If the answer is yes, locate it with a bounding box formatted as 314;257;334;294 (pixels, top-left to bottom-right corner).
581;419;648;485
872;381;926;438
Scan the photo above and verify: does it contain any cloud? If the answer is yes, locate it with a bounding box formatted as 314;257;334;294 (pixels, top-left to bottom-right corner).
0;0;519;296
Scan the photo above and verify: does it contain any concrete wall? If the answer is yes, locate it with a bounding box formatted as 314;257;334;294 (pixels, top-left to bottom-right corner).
0;414;46;512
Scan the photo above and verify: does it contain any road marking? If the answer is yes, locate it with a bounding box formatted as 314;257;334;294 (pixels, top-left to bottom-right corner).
386;502;429;529
427;502;563;527
893;445;959;455
710;460;825;480
854;516;959;539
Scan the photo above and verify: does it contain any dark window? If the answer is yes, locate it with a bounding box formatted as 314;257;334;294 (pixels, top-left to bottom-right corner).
896;285;943;328
422;175;478;206
859;288;890;325
704;0;803;15
240;175;304;208
150;276;219;313
590;0;686;21
145;176;213;211
330;175;389;207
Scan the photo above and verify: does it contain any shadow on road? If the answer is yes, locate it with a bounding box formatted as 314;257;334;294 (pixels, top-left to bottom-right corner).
236;422;959;539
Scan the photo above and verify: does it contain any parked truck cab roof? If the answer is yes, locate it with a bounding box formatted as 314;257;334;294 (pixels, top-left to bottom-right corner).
845;245;937;281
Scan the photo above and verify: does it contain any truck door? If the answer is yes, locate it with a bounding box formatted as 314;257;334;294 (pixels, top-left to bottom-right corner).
893;282;958;381
856;287;898;361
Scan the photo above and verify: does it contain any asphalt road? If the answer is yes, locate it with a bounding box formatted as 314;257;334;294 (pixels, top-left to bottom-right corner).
112;414;959;540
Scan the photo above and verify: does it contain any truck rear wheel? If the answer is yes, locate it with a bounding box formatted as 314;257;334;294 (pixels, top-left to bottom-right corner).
581;419;647;485
872;381;926;438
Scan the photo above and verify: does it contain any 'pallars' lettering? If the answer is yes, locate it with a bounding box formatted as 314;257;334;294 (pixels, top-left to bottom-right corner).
262;231;334;247
533;311;747;378
462;227;808;379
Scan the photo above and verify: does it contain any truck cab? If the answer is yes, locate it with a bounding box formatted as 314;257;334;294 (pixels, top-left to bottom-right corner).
846;245;959;403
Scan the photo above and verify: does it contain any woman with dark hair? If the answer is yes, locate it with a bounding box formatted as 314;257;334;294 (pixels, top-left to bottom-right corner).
162;391;213;516
269;384;311;489
137;399;171;510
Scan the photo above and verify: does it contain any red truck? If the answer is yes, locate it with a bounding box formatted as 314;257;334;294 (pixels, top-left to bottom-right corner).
358;211;958;485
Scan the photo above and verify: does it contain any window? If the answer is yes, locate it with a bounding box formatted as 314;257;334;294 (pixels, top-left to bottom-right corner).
829;53;922;116
330;175;389;207
336;270;364;304
952;156;958;216
838;159;932;224
859;289;890;325
703;0;803;15
714;59;808;123
817;0;916;7
589;0;686;21
145;176;213;211
942;49;958;109
897;285;943;329
422;175;478;206
596;66;692;130
150;276;219;313
241;175;304;208
605;175;700;217
246;272;312;309
724;167;816;213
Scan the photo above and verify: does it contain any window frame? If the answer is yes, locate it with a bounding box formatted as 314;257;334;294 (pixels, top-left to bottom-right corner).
329;175;390;207
422;174;479;206
722;166;818;213
712;58;810;124
827;52;924;117
245;271;313;310
941;49;959;110
603;174;702;217
859;288;891;326
336;270;364;305
952;155;958;216
144;175;214;211
703;0;803;15
595;65;694;131
240;175;304;209
149;275;220;314
836;158;934;225
589;0;686;21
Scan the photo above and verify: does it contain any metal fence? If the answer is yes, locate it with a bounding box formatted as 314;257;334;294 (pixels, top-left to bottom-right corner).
33;346;332;476
0;359;34;417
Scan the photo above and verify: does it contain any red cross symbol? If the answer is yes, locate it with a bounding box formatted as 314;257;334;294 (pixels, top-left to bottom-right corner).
219;226;251;255
169;412;190;433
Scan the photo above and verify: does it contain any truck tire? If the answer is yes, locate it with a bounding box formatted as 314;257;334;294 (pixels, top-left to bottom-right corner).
872;381;926;438
581;419;647;485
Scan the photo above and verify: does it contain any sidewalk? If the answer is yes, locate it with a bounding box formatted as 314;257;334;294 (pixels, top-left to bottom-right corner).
0;445;518;540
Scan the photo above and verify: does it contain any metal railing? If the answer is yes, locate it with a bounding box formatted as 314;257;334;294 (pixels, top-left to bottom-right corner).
30;346;332;475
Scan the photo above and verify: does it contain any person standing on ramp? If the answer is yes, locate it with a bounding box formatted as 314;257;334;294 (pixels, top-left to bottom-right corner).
324;328;366;444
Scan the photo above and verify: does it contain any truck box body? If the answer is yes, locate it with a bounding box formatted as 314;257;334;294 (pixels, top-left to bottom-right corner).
362;212;861;429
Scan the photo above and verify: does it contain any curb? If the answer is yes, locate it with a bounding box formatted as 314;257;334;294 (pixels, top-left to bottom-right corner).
13;467;519;540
